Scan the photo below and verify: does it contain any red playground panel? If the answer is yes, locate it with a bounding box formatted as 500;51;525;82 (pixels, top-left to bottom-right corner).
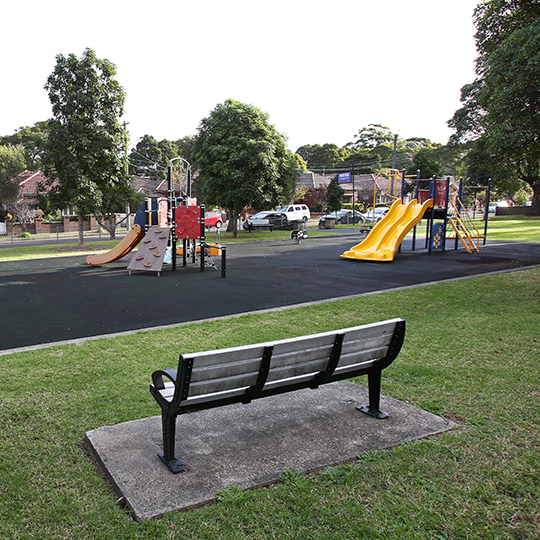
159;199;169;226
175;206;202;239
418;182;447;207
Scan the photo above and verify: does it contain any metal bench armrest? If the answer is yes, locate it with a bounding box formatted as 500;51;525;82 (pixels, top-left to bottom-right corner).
150;369;178;411
151;368;178;390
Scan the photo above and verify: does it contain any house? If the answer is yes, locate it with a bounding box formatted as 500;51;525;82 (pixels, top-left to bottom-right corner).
132;175;187;199
4;171;100;234
296;171;395;210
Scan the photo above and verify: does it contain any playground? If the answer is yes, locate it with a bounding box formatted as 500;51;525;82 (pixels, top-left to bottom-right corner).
2;232;540;353
342;172;493;262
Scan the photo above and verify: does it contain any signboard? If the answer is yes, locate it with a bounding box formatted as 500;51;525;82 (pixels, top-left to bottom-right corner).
338;172;351;184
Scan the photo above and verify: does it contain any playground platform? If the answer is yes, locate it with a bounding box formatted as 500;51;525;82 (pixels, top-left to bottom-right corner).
1;234;540;353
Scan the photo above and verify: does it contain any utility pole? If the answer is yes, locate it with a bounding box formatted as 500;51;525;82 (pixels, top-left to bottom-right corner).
391;134;398;197
123;121;130;230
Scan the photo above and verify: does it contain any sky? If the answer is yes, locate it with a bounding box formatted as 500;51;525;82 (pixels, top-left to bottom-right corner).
2;0;479;153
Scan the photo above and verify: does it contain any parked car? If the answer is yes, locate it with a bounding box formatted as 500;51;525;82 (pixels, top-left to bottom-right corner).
243;211;288;231
204;211;223;228
362;207;389;223
318;210;366;227
275;204;311;223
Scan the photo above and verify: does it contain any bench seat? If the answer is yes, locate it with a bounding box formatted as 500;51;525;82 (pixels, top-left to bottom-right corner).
150;318;405;473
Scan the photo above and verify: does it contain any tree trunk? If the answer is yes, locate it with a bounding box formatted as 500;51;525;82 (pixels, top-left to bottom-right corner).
526;183;540;216
226;211;235;233
78;210;84;247
108;214;117;240
232;206;243;238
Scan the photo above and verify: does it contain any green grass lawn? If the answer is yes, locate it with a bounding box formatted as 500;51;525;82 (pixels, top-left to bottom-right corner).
0;268;539;538
480;215;540;243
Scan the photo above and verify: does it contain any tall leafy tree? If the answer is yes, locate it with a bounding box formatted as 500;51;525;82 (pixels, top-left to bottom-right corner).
194;99;299;237
0;144;26;220
1;121;49;169
128;135;180;180
410;148;443;179
42;48;128;245
350;124;395;149
325;176;345;212
448;0;540;214
295;143;352;170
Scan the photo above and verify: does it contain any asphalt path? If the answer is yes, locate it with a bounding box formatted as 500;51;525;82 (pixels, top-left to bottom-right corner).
1;233;540;353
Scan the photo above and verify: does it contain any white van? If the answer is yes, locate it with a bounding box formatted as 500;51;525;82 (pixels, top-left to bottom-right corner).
276;204;311;223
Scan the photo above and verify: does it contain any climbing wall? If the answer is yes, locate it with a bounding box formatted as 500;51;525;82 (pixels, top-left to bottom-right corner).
127;226;171;276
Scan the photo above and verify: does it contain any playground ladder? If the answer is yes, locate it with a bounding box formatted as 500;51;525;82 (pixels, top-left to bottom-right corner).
447;198;483;253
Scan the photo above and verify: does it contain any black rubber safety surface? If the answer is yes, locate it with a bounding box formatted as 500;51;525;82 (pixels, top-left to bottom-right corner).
1;235;539;351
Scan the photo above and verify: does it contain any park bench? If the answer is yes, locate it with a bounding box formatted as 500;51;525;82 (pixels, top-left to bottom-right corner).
150;318;405;473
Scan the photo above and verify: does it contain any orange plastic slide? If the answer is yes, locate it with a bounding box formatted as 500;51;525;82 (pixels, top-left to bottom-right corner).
341;198;434;262
86;225;145;266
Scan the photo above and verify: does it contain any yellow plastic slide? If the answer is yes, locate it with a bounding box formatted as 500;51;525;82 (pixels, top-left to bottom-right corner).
86;225;145;266
341;199;434;262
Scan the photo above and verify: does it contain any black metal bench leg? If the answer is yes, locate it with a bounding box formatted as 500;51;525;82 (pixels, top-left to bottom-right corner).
357;368;389;419
158;413;185;473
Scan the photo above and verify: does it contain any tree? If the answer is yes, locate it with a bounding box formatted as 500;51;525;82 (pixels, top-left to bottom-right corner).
350;124;395;149
448;1;540;215
410;148;443;179
296;143;351;170
42;48;128;245
0;144;26;220
1;121;48;169
326;176;345;213
129;135;178;180
193;99;299;237
7;199;37;232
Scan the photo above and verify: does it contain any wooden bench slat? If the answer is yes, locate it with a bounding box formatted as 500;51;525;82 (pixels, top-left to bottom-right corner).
183;320;399;368
333;345;390;368
189;360;261;383
186;347;391;399
188;343;392;389
165;349;390;404
186;325;396;385
190;344;332;383
184;344;270;368
188;372;259;396
159;321;401;401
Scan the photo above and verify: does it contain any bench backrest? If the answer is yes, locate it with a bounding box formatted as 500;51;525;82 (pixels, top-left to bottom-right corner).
154;318;405;414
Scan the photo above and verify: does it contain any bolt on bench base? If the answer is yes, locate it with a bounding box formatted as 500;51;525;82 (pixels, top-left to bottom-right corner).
357;404;389;419
158;452;185;474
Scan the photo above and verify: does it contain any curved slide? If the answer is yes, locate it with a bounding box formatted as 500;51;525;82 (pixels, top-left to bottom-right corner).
86;225;146;266
341;198;434;262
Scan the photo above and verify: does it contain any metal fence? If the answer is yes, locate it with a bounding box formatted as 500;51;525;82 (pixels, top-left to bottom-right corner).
0;227;128;247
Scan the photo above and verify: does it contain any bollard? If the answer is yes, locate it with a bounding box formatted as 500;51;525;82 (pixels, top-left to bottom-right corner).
221;245;226;278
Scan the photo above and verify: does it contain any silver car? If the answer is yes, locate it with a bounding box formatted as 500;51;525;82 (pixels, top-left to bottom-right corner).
362;207;389;223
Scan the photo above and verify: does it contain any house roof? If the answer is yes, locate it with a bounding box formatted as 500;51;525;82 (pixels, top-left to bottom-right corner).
297;172;389;192
16;171;58;203
132;176;184;198
15;171;185;204
132;176;167;196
